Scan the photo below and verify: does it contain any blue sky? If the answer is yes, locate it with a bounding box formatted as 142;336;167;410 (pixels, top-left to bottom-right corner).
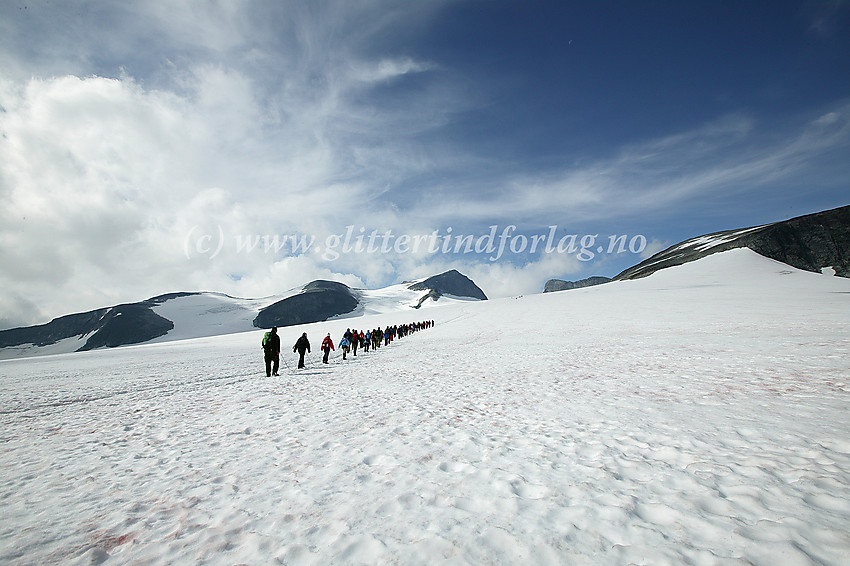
1;0;848;329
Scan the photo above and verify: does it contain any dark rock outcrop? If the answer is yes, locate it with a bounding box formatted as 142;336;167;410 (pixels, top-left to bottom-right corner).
544;276;611;293
77;303;174;351
615;205;850;281
253;280;359;328
408;270;488;301
0;308;109;349
0;293;191;351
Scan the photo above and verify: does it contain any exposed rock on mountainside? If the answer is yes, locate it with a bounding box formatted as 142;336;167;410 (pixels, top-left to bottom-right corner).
76;303;175;351
0;293;195;352
255;270;489;325
253;281;359;329
408;269;488;301
615;205;850;281
543;276;611;293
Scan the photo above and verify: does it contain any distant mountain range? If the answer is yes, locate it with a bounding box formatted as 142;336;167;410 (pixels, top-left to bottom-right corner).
5;205;847;358
0;270;487;359
543;276;612;293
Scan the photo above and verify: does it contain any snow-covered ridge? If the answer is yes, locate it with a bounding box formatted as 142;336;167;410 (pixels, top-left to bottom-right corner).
0;271;487;359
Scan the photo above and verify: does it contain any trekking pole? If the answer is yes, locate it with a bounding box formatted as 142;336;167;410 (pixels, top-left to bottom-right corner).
279;352;291;373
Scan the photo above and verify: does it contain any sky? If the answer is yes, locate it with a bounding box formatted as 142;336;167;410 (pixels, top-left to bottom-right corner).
1;0;849;330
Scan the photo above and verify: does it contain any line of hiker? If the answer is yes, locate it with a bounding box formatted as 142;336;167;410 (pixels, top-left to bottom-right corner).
321;320;435;363
262;320;435;375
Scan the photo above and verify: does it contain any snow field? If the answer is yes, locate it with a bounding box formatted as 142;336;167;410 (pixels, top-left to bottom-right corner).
1;249;849;564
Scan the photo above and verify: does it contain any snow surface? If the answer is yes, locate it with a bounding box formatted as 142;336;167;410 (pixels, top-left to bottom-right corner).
352;282;482;317
149;294;270;343
1;249;849;565
0;333;91;360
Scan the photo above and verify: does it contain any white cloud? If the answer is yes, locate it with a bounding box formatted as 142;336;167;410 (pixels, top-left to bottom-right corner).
463;252;587;298
0;1;465;327
3;67;848;328
350;57;436;84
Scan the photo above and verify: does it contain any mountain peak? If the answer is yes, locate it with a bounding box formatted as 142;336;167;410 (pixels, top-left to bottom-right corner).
408;270;488;301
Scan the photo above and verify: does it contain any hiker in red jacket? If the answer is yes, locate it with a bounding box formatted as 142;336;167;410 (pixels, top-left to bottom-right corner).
321;333;335;364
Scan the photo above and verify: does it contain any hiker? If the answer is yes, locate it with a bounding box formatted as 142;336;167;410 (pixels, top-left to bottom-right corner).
262;327;281;376
321;333;335;364
351;328;359;356
364;330;371;353
293;332;311;369
339;335;351;360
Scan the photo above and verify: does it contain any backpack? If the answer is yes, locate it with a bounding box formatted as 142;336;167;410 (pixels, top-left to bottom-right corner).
262;331;271;349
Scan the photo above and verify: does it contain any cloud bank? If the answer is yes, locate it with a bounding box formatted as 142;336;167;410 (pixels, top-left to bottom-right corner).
1;1;848;328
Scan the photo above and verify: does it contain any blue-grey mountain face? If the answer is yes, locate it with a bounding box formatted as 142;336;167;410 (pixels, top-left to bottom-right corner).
543;276;611;293
0;293;194;351
0;309;109;349
408;269;488;301
615;205;850;281
77;303;175;351
253;281;359;329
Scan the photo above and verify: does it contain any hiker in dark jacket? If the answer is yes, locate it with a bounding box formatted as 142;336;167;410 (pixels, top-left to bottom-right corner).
262;327;281;376
321;333;335;364
351;328;359;356
293;332;311;369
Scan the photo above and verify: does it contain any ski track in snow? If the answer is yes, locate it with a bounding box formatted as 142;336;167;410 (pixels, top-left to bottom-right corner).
1;249;849;565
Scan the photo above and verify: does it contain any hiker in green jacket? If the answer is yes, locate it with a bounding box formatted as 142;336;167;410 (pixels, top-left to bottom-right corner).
262;327;281;376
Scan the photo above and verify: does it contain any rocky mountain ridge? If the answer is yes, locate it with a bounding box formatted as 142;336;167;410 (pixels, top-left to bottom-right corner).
614;205;849;281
